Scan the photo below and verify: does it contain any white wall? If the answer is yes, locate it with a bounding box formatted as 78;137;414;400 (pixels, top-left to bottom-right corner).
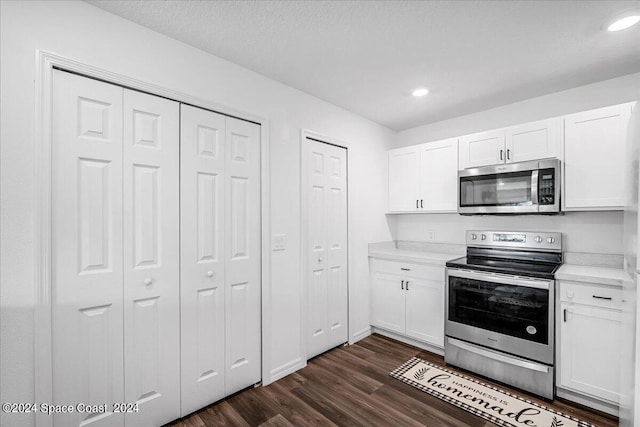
392;212;624;254
391;73;640;256
0;2;394;426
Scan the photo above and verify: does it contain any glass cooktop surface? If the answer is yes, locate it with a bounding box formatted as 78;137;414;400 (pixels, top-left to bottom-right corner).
446;256;560;279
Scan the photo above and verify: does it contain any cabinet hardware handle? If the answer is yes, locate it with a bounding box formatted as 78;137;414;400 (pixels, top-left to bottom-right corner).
207;270;215;278
592;295;612;300
400;267;410;271
563;308;567;322
500;149;504;161
420;199;424;208
401;280;404;290
406;281;409;291
144;277;153;285
416;199;419;209
507;149;511;160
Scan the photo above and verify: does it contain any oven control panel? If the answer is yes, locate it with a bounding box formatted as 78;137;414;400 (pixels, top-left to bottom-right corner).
467;230;562;251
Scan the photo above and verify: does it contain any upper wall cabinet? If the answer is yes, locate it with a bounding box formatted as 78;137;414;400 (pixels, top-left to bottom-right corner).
459;118;560;169
563;103;634;211
388;138;458;213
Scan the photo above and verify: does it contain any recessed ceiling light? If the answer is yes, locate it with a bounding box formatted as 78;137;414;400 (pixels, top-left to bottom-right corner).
607;15;640;31
412;88;429;97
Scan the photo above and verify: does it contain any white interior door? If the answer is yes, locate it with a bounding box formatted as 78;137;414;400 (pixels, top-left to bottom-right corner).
123;89;180;425
180;105;227;414
52;70;125;427
224;116;262;395
306;139;348;359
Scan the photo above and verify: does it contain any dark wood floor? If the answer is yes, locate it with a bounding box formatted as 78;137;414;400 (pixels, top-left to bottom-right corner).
167;334;618;427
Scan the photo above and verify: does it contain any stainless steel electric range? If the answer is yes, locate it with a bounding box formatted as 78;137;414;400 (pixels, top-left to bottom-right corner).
445;230;562;400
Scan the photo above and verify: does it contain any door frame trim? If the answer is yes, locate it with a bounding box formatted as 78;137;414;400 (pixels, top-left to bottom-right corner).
300;129;351;363
34;50;271;426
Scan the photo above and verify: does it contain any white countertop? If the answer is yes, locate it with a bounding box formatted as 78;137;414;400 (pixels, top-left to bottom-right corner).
555;264;631;287
368;248;462;266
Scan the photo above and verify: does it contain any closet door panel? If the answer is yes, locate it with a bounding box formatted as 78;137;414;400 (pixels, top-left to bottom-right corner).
52;70;124;427
180;105;227;415
123;89;180;426
225;117;261;395
325;144;348;350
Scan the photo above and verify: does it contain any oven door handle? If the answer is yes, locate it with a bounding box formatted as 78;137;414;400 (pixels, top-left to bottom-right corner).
447;268;551;290
448;338;550;373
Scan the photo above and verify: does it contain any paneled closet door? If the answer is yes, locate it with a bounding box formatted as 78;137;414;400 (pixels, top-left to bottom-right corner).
180;105;227;415
123;89;180;425
52;70;125;426
224;117;262;395
306;139;348;360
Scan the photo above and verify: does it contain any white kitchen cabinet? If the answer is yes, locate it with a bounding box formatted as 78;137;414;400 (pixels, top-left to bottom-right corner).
370;259;445;348
417;139;458;212
563;103;633;211
388;147;419;212
557;280;622;404
459;118;559;169
505;118;560;164
388;138;458;213
459;129;505;169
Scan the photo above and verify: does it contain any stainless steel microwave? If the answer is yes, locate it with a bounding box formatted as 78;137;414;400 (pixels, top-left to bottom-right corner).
458;159;560;215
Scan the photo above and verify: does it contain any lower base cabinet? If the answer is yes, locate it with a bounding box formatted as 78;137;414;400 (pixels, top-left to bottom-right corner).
557;280;622;404
370;258;444;348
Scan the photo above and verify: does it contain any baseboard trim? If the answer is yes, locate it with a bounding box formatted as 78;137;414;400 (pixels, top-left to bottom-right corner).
266;357;306;385
372;327;444;356
556;387;619;417
351;326;372;344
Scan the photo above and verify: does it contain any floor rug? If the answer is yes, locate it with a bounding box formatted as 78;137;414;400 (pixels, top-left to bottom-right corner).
390;357;593;427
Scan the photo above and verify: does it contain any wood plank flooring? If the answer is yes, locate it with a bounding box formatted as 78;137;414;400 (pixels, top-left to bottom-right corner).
166;334;618;427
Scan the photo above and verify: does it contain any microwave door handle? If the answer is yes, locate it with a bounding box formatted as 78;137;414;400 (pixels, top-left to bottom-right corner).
531;170;539;206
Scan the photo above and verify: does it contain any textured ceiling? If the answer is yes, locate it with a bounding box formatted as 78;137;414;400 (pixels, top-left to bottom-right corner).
86;0;640;131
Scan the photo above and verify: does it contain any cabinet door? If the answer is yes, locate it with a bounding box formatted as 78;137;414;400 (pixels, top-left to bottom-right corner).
404;276;444;347
370;268;405;334
52;70;125;427
459;130;505;169
417;139;458;212
563;104;632;210
559;303;621;403
123;90;181;426
505;118;559;163
388;147;418;211
180;105;227;415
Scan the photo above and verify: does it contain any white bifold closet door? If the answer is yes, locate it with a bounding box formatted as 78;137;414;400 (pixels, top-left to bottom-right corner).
305;139;348;359
52;70;180;427
122;89;180;426
180;105;261;416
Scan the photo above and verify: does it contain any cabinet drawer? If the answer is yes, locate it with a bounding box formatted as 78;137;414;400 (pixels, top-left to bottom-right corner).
558;280;622;309
370;259;443;281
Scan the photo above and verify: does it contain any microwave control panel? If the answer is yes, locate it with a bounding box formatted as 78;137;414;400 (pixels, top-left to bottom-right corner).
538;168;555;205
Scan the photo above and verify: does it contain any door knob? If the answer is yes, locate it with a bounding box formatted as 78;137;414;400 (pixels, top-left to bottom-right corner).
207;270;215;278
143;277;153;285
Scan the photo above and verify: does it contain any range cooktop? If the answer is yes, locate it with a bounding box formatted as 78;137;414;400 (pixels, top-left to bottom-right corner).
446;256;560;280
446;230;563;280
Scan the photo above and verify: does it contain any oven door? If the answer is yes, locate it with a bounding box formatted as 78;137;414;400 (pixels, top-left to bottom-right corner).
445;268;554;364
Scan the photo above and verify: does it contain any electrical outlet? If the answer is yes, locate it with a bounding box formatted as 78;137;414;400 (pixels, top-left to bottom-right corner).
272;234;287;251
427;230;435;241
